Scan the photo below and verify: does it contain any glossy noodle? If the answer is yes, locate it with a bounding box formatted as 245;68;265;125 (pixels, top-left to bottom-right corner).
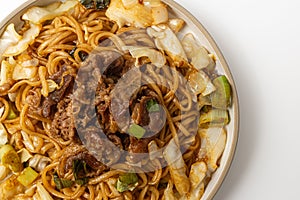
0;0;232;199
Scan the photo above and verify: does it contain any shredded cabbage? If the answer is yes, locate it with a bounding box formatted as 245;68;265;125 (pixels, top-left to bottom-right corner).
0;24;22;61
198;128;227;171
188;70;215;96
125;46;166;68
17;148;33;163
168;18;185;33
0;60;14;86
187;161;207;199
36;182;54;200
0;164;10;181
182;33;214;70
22;0;78;24
106;0;168;28
106;0;153;28
163;138;190;196
147;25;187;62
3;23;41;57
12;64;38;81
0;123;8;146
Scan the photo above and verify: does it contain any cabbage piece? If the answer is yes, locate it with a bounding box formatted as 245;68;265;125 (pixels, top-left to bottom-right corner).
0;24;22;61
162;180;176;200
147;25;187;62
0;164;10;181
143;0;162;7
186;161;207;200
0;60;14;86
106;0;153;28
17;148;33;163
168;18;185;33
163;138;190;196
151;4;168;25
12;64;38;81
198;128;227;171
148;140;163;160
3;23;41;57
22;0;78;24
182;33;214;70
188;70;215;96
29;154;52;172
0;123;8;145
125;46;166;68
0;175;25;199
36;182;54;200
121;0;138;9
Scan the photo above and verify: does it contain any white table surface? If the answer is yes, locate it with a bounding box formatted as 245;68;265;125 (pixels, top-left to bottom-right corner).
0;0;299;199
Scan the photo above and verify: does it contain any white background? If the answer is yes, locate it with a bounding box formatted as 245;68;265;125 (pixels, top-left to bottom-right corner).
0;0;300;199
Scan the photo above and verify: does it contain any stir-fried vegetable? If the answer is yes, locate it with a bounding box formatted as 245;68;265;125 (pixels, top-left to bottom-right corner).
163;138;190;195
0;164;10;181
211;75;231;109
0;24;21;61
162;180;176;200
6;102;18;120
127;123;146;139
116;173;139;192
54;174;74;190
28;154;51;172
3;23;41;57
17;167;39;186
0;144;23;172
0;123;8;145
72;159;89;185
80;0;110;10
0;60;14;86
147;25;187;62
182;33;214;70
168;18;185;33
17;148;33;163
146;99;160;112
198;128;227;171
188;70;215;96
200;109;230;126
186;161;207;199
126;46;166;68
22;0;78;24
0;175;25;199
35;182;54;200
106;0;168;28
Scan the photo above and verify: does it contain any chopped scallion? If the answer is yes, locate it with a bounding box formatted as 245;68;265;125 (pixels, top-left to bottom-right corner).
127;124;146;139
146;99;160;112
54;174;74;190
116;173;139;192
17;167;38;186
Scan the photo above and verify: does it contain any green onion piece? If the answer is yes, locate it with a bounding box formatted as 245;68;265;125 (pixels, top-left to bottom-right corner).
127;124;146;139
95;0;110;10
6;103;18;120
75;177;89;186
211;75;231;109
146;99;160;112
0;144;23;172
72;159;88;180
200;109;229;126
80;0;94;9
17;167;39;186
54;174;74;190
116;173;139;192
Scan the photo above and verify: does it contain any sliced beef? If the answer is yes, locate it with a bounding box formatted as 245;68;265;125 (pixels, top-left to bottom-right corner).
50;95;77;143
58;144;107;177
42;74;73;117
